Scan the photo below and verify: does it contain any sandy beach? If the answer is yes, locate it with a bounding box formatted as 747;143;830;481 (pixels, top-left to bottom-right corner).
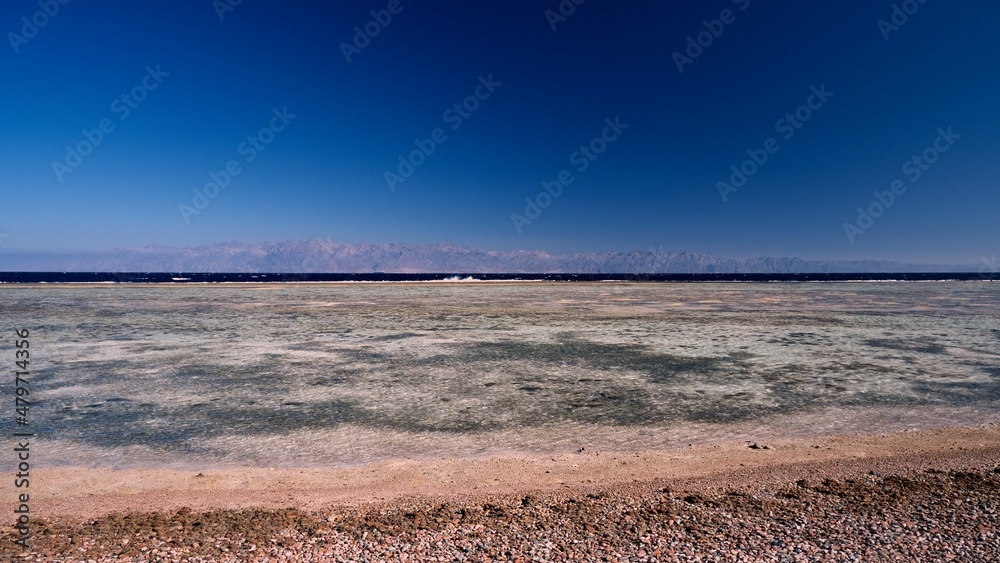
5;425;999;560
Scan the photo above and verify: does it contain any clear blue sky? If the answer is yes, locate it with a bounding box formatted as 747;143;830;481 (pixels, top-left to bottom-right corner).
2;0;998;263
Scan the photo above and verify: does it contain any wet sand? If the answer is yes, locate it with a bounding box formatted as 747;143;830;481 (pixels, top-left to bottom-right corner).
21;425;1000;519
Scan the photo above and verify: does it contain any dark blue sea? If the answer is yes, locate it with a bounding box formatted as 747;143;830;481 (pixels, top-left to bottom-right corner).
0;271;995;283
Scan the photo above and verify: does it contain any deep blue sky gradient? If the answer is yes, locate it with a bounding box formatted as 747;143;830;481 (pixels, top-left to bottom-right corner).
2;0;998;263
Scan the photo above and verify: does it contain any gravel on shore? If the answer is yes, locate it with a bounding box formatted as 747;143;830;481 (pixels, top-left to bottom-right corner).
4;465;999;562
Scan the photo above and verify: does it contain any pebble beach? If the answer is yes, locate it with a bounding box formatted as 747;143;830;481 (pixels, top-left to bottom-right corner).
5;425;999;561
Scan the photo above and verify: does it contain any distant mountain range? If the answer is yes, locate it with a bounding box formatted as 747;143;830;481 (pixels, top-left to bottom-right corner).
0;240;978;273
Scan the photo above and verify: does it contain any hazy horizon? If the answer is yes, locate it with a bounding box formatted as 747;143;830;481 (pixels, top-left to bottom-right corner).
0;241;988;269
0;238;994;275
0;236;989;265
